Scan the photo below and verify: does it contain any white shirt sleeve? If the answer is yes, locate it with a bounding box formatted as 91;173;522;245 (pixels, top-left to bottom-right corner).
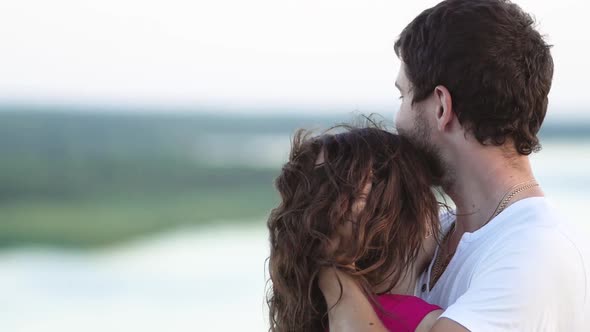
440;228;586;332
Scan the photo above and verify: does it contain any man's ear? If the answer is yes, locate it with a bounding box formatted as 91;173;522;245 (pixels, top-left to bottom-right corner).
433;85;454;132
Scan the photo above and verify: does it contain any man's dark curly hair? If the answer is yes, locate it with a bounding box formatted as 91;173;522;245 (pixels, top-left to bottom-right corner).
395;0;553;155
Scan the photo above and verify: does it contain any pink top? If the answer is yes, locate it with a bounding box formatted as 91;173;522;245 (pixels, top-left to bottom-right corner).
374;294;441;331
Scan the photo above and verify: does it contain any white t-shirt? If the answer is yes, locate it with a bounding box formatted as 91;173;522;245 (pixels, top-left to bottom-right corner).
415;197;589;331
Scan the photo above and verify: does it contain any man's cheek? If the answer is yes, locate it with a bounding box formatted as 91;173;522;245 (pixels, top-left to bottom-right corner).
395;108;410;131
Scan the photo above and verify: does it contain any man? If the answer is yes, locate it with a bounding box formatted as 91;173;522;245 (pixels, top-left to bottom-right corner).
318;0;589;331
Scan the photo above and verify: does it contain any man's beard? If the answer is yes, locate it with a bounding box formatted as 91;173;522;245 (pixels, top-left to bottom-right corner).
398;112;452;189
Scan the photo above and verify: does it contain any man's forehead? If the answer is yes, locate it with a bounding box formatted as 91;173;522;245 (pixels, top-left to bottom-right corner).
395;64;410;89
397;64;407;80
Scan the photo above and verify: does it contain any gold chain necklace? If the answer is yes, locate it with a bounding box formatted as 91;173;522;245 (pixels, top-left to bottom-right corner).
428;180;539;290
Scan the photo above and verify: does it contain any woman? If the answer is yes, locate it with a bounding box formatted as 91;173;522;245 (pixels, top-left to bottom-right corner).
267;124;443;331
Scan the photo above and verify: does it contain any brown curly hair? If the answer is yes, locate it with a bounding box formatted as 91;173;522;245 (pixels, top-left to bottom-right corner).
266;124;440;331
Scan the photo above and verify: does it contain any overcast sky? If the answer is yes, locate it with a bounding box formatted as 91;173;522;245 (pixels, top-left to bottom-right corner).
0;0;589;116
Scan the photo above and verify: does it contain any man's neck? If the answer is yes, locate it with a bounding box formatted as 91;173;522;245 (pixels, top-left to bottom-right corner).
444;149;543;234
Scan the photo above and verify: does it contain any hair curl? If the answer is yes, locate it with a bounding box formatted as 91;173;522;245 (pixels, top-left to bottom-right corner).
266;124;440;331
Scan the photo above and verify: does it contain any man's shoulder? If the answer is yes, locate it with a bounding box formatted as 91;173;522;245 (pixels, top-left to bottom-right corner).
467;198;586;282
506;198;579;240
481;197;572;243
480;199;587;296
486;213;582;259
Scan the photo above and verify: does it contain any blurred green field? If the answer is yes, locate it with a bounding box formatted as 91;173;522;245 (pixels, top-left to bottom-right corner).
0;185;277;247
0;108;344;248
1;107;588;248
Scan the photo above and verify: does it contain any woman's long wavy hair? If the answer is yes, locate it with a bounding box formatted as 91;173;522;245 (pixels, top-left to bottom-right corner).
266;123;441;331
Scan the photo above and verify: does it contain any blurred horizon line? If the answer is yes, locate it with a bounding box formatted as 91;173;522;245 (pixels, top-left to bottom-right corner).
0;101;589;122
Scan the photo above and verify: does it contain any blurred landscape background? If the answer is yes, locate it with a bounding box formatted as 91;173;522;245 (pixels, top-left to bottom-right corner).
0;107;588;248
1;0;589;331
0;108;301;247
